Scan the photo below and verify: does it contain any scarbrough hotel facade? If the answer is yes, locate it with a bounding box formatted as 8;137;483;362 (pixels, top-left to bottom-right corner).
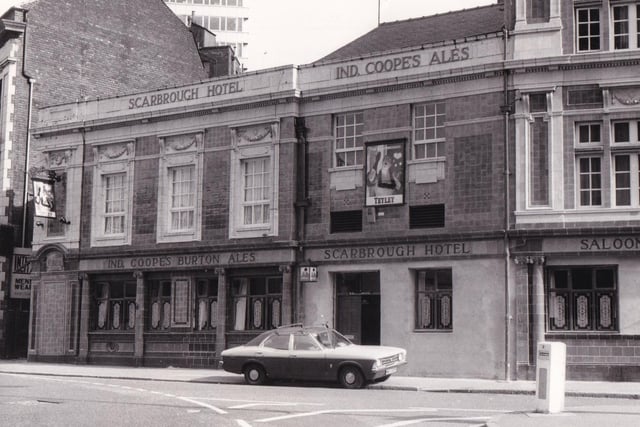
25;0;640;381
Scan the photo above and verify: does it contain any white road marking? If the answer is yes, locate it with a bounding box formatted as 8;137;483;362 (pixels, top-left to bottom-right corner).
378;416;491;427
255;408;438;423
183;396;324;406
236;420;253;427
177;396;228;414
230;403;294;409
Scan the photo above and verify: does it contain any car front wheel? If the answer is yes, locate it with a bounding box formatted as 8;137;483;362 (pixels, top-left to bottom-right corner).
339;365;364;389
243;364;267;385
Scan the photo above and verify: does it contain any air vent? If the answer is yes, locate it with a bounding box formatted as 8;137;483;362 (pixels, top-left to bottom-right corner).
410;204;445;229
330;210;363;233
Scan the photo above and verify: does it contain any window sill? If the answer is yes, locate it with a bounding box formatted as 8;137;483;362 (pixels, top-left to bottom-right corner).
413;329;453;333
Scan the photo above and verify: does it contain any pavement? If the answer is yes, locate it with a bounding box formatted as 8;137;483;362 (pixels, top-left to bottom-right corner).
1;359;639;426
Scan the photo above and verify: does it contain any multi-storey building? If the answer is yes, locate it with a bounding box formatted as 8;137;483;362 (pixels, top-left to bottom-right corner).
164;0;249;69
0;0;207;359
25;0;640;381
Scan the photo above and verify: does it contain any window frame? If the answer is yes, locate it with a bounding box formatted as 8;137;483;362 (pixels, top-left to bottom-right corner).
577;155;603;207
231;277;283;332
91;141;135;247
156;132;204;243
575;6;601;52
196;278;218;331
414;268;453;332
229;123;279;239
413;102;446;160
547;266;618;332
334;111;364;168
575;122;602;146
610;3;640;50
92;279;137;332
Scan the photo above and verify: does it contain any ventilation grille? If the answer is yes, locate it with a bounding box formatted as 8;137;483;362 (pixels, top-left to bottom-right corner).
410;204;445;229
330;210;363;233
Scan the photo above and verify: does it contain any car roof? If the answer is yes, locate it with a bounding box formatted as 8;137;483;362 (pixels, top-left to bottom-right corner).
272;324;330;335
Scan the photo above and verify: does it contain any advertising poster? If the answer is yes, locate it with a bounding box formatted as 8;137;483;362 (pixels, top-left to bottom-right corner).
33;178;56;218
365;140;405;207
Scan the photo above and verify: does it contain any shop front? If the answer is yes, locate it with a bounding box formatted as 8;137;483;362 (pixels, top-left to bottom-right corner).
28;245;295;367
513;233;640;381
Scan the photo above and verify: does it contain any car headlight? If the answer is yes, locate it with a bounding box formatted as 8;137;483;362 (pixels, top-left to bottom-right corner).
398;352;405;362
372;359;383;371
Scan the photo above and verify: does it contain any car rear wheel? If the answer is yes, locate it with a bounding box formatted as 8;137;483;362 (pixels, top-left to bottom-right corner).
339;365;364;389
243;364;267;385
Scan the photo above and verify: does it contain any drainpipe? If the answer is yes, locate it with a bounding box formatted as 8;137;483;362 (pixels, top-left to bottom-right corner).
294;117;309;323
501;24;515;381
20;10;35;248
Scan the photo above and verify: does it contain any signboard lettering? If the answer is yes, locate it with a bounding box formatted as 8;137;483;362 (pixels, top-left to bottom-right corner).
335;47;471;80
127;81;244;110
102;252;257;270
321;242;471;261
580;237;640;251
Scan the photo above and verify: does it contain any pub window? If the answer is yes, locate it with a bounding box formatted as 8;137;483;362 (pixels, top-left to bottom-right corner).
611;3;640;50
577;156;602;206
575;123;601;145
196;278;218;331
415;269;453;331
576;7;601;52
92;279;136;331
547;266;617;331
334;111;364;167
413;102;446;159
613;154;640;207
147;280;172;331
231;277;282;331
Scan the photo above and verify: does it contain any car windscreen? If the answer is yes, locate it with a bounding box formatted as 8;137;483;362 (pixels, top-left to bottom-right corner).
245;331;272;347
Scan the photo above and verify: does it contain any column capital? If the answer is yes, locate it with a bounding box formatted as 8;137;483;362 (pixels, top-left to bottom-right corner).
133;271;144;280
514;255;545;265
78;273;90;281
214;267;226;276
279;264;293;274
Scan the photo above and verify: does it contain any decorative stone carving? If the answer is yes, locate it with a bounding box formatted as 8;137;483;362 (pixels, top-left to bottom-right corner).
611;87;640;106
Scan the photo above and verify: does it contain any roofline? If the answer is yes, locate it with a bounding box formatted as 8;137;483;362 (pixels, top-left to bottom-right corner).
306;30;504;69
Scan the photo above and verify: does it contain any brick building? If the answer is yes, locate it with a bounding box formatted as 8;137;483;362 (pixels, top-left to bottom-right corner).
26;0;640;381
0;0;207;359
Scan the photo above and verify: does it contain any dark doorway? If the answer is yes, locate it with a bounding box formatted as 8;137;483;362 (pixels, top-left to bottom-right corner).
5;299;30;358
335;272;380;345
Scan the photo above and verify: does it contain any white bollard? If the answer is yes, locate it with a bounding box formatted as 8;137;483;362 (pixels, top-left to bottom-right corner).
535;341;566;414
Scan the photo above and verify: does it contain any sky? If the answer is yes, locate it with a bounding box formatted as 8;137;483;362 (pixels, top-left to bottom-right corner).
0;0;497;70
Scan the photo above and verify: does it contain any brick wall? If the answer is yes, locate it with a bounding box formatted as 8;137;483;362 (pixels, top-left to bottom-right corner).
24;0;206;109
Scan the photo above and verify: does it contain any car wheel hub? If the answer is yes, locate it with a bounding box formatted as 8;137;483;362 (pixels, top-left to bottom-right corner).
249;370;259;381
344;372;355;384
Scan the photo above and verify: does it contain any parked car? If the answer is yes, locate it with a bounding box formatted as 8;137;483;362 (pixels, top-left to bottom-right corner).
220;324;407;389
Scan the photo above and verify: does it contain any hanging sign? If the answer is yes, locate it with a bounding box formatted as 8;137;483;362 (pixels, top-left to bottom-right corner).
32;178;56;218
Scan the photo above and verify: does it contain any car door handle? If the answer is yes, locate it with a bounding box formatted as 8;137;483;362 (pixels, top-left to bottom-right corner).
289;355;297;358
256;352;263;356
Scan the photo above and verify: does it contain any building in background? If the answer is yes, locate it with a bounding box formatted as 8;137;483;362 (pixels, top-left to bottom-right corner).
0;0;207;360
164;0;250;70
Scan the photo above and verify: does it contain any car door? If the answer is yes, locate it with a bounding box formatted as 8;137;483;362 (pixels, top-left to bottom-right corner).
259;333;291;379
290;333;327;380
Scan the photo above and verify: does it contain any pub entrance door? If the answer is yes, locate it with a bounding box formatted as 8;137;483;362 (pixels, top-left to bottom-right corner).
335;271;380;345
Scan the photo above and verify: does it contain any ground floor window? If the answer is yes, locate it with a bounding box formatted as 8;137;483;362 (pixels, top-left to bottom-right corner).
547;266;617;331
196;278;218;330
147;280;171;331
415;268;453;331
92;278;136;331
231;276;282;331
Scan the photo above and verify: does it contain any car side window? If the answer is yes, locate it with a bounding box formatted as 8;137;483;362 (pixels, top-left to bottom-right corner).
262;334;290;350
293;334;322;351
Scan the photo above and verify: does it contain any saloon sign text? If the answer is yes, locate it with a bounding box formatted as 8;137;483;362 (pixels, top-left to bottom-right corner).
335;46;471;80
